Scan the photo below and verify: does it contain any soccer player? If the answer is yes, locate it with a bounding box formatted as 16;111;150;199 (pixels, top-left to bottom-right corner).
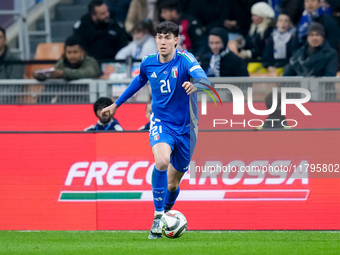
101;21;209;239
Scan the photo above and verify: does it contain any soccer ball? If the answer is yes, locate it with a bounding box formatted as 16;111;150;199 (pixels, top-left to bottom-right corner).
161;210;187;238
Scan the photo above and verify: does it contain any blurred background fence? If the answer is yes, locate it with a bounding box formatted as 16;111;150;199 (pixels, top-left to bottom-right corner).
1;77;339;104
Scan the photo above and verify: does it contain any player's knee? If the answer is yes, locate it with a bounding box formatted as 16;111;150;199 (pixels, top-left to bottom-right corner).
168;182;179;192
155;158;170;171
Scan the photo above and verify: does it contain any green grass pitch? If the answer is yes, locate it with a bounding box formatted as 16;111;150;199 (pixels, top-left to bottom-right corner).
0;231;339;255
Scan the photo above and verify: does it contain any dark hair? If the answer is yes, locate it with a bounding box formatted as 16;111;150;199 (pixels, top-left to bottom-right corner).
307;22;325;38
155;21;179;37
94;97;113;115
0;26;6;38
160;0;180;12
64;36;84;49
132;20;155;35
278;12;292;21
88;0;105;15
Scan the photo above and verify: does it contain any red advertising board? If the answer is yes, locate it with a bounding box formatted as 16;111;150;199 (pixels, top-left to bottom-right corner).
0;104;149;131
198;102;340;130
0;131;339;230
0;102;340;131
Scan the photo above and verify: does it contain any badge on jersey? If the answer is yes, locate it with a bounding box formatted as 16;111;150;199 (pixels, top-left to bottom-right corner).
154;134;159;141
171;66;178;78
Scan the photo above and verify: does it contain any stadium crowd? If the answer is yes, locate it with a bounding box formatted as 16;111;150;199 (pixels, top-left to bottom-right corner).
1;0;340;80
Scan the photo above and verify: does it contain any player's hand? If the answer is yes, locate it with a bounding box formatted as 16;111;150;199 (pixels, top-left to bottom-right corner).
182;82;197;95
100;103;118;118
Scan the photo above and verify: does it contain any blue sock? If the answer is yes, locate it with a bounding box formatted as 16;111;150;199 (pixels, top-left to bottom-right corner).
164;187;180;212
152;167;168;212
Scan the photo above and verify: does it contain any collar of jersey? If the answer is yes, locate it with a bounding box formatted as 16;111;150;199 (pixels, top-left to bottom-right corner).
157;49;178;64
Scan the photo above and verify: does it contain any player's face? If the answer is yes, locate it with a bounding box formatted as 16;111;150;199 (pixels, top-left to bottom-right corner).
307;31;324;47
65;45;84;65
92;4;110;24
156;33;179;57
97;108;111;124
208;35;223;55
305;0;320;13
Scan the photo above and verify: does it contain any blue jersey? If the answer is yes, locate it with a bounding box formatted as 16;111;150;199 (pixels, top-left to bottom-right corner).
115;49;208;134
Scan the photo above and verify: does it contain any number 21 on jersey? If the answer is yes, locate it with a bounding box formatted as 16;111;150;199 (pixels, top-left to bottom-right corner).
160;79;171;93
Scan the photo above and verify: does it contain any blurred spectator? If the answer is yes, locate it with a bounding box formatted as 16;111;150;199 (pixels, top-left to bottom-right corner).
328;0;340;27
319;0;332;15
125;0;159;34
138;103;152;131
284;22;338;77
221;0;257;40
188;0;226;33
238;2;275;60
171;0;192;16
297;0;340;51
268;0;283;17
263;13;297;74
115;20;157;60
73;0;128;61
0;26;24;79
155;0;193;18
85;97;124;131
281;0;305;25
33;36;101;81
159;0;205;56
105;0;132;23
200;27;249;77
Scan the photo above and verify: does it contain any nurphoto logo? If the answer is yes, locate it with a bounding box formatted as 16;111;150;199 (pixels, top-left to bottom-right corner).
200;84;312;128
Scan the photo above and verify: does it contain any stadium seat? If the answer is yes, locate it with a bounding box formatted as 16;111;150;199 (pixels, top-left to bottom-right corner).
35;43;64;60
23;43;64;103
25;43;64;78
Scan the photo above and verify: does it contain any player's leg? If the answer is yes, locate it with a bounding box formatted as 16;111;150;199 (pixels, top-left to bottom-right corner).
149;138;174;239
164;163;184;212
164;124;198;212
151;142;172;214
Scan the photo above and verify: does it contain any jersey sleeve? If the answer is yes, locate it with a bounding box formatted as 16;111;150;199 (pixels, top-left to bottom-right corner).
183;51;211;90
185;51;207;78
115;60;148;106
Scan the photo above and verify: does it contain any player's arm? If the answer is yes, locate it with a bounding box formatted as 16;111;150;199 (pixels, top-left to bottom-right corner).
100;75;147;117
183;52;211;94
101;62;148;117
